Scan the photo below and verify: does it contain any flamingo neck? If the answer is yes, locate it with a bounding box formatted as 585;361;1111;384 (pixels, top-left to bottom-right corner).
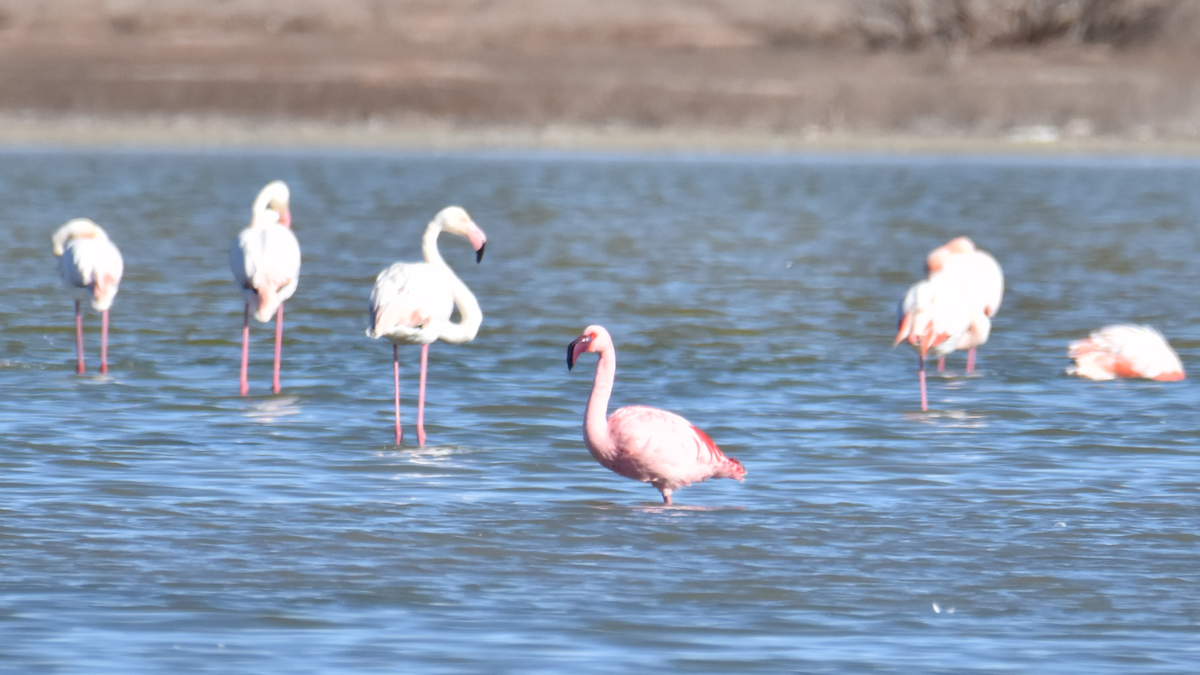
584;344;617;459
423;220;482;344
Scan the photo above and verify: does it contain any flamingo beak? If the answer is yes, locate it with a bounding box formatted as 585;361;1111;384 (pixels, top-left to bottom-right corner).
567;335;591;371
476;242;486;264
278;206;292;228
467;224;487;263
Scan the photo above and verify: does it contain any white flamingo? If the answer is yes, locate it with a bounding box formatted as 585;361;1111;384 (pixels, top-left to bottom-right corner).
229;181;300;396
367;206;487;446
52;218;124;374
1067;324;1185;381
925;236;1004;373
894;276;982;411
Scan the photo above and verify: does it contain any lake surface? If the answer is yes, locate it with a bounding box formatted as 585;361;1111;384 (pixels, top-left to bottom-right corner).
1;149;1199;673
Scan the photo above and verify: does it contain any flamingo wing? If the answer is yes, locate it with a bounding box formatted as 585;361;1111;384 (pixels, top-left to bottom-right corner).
606;406;743;490
231;224;301;321
367;262;454;344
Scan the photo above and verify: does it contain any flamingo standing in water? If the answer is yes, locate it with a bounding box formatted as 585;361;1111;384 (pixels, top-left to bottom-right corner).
925;237;1004;373
229;180;300;396
567;325;746;505
894;277;982;411
367;206;487;446
1067;324;1185;381
51;218;124;374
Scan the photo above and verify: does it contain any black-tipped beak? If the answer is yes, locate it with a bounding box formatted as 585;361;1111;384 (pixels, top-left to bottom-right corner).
476;242;486;264
567;335;590;371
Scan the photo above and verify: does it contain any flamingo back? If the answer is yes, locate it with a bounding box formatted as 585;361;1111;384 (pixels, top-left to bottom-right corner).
59;236;124;312
1067;324;1185;381
931;249;1005;317
230;223;301;322
601;405;745;493
366;262;455;345
896;278;973;359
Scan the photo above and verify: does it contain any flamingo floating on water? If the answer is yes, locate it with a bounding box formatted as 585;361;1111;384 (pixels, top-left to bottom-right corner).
1067;324;1185;381
229;180;300;396
894;276;983;411
51;218;124;374
925;236;1004;373
567;325;745;505
367;206;487;446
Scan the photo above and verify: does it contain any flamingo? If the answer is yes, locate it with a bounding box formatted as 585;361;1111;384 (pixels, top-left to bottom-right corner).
367;206;487;446
51;218;124;374
894;277;983;411
229;180;300;396
567;325;746;505
925;236;1004;373
1067;324;1185;381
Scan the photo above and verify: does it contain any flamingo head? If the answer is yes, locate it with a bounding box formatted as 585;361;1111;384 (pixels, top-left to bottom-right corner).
253;180;292;228
436;206;487;263
567;325;612;370
51;218;107;257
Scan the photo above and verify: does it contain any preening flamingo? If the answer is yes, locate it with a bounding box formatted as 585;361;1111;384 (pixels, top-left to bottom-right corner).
567;325;745;505
894;277;984;411
51;218;124;374
367;206;486;446
1067;324;1185;381
925;236;1004;373
229;180;300;396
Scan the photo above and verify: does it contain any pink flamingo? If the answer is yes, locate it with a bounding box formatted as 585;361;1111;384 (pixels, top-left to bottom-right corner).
51;219;124;374
894;277;981;411
567;325;746;505
925;236;1004;373
229;181;299;396
1067;324;1185;381
367;206;487;446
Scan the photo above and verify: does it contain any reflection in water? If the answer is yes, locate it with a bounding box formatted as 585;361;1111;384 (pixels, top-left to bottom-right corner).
243;395;301;423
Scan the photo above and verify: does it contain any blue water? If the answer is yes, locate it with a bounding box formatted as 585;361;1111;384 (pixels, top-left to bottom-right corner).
1;149;1199;673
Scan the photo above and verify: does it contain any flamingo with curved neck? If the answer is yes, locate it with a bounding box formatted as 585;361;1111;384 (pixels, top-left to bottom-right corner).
567;325;746;505
367;206;487;446
51;218;124;375
229;180;299;396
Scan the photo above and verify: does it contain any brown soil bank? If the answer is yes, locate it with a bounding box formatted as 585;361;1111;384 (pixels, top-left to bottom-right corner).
2;0;1200;142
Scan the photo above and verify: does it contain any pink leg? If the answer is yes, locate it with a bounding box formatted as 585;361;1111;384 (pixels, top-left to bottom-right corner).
919;355;928;412
74;300;85;374
273;303;284;395
240;304;250;396
393;343;402;445
662;490;673;505
937;357;945;373
966;348;976;374
100;309;109;374
417;343;429;446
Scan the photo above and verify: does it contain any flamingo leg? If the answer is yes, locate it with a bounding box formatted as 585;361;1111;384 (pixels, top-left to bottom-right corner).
393;343;402;445
966;348;976;374
417;343;429;446
919;355;928;412
937;357;945;373
100;309;109;374
240;303;250;396
273;303;284;395
74;299;85;374
661;489;673;505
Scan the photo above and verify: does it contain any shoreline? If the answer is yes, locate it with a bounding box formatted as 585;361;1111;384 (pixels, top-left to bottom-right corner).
4;116;1200;157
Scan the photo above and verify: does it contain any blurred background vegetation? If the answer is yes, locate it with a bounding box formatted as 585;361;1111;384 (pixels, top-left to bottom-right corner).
0;0;1197;141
